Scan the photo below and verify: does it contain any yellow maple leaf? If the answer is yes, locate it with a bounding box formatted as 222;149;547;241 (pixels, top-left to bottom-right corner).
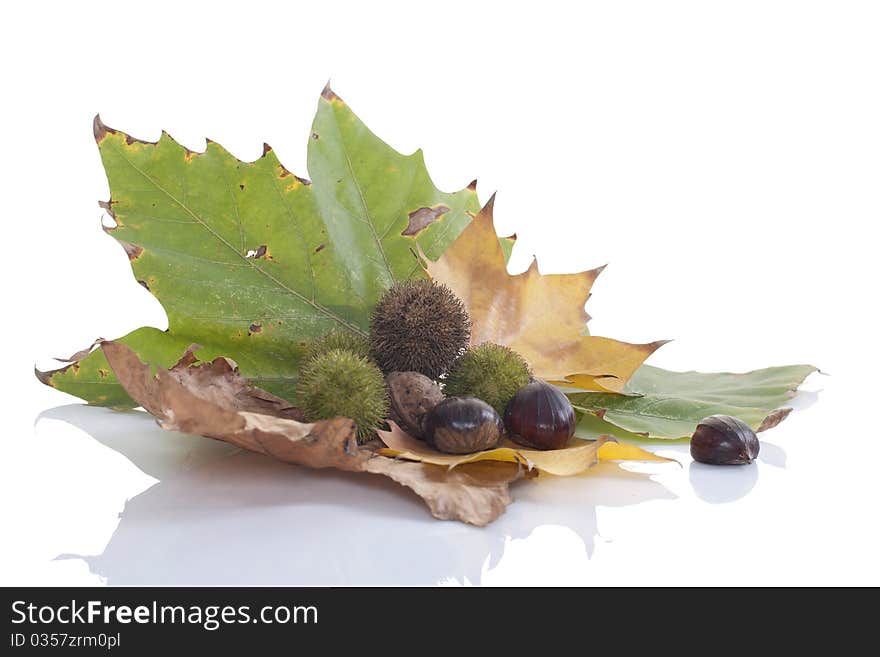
423;196;667;392
376;422;674;476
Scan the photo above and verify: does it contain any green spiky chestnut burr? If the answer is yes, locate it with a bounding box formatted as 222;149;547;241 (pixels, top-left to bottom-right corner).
296;348;389;443
302;330;371;367
444;343;532;415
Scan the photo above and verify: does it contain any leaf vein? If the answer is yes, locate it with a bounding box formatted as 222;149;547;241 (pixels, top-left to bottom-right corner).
267;170;316;302
109;143;366;336
328;112;393;281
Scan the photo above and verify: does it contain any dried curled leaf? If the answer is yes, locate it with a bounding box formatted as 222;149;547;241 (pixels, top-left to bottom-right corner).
423;197;667;392
377;421;673;476
101;341;527;526
362;459;527;525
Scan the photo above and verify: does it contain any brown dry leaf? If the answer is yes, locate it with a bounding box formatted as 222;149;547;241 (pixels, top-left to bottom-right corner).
423;197;667;392
377;422;673;476
100;341;527;526
362;459;530;525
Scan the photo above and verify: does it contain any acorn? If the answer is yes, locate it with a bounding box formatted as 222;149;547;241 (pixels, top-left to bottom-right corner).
386;371;444;438
296;348;389;443
422;397;503;454
302;330;371;367
690;415;760;465
444;343;532;415
505;380;576;450
369;280;470;378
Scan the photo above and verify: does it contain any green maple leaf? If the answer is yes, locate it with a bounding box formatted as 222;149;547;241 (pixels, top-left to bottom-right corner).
569;364;818;440
38;86;480;406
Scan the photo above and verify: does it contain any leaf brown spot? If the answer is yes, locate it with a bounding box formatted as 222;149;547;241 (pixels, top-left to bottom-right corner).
248;323;262;335
255;245;267;259
467;179;478;191
35;366;56;387
93;115;157;147
262;143;273;155
239;184;245;191
403;205;450;236
138;279;150;291
119;240;144;261
321;83;340;101
296;175;311;186
315;243;326;253
98;368;109;378
311;132;319;140
757;408;793;432
53;339;104;363
92;114;114;142
98;199;117;220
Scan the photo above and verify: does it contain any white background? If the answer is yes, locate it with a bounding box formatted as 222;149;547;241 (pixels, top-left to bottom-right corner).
1;0;878;585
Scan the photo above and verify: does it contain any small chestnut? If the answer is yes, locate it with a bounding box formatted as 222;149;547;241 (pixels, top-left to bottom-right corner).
504;380;576;450
690;415;760;465
421;397;503;454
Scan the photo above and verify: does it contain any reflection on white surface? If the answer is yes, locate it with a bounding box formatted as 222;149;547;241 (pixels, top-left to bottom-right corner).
21;372;879;586
37;405;684;586
689;461;758;503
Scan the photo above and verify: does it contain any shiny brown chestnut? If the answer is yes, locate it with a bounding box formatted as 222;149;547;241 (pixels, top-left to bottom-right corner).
421;397;503;454
504;380;576;450
690;415;760;465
